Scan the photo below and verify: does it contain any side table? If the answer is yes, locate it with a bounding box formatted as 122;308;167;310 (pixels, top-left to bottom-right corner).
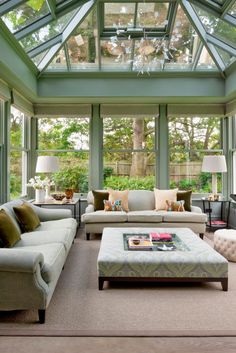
202;199;231;230
33;198;79;220
79;197;87;227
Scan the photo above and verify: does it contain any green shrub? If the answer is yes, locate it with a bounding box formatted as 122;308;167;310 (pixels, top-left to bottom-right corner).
53;166;88;192
103;167;113;180
104;176;155;190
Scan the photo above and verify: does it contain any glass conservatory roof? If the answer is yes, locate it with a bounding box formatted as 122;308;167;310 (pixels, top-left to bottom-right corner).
0;0;236;75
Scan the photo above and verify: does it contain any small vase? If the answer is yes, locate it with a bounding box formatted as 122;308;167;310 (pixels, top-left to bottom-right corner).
35;189;45;203
65;188;74;200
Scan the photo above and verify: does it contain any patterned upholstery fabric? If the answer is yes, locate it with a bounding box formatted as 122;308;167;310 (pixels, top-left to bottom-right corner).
98;227;228;279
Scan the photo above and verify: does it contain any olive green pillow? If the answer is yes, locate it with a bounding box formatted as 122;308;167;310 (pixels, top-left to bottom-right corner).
0;209;21;248
13;202;40;232
177;190;192;212
92;190;109;211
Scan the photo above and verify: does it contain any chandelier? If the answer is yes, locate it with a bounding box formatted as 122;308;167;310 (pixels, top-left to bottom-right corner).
107;28;183;75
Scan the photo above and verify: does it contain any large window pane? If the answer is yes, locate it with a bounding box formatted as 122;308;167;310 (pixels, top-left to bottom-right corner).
169;116;222;193
38;151;89;193
103;116;156;189
10;106;27;200
38;117;90;150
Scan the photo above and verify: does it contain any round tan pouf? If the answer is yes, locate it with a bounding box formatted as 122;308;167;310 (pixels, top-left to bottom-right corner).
214;229;236;262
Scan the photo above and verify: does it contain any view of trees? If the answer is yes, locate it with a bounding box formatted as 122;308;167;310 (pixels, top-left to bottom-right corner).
9;109;222;197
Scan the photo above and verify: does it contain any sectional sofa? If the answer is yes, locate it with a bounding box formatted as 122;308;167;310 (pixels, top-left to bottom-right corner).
82;190;207;240
0;199;77;323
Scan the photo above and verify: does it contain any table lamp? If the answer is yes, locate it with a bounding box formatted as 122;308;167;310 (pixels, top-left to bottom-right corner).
36;156;59;200
201;155;227;195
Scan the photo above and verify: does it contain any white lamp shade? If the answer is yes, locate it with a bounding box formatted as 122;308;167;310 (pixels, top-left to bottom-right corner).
36;156;59;173
202;155;227;173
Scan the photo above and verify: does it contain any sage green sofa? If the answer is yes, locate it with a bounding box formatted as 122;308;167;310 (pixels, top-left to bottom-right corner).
82;190;207;240
0;200;77;323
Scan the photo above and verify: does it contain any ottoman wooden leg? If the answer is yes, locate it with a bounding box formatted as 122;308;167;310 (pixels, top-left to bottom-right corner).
221;278;228;291
86;233;90;241
199;233;204;239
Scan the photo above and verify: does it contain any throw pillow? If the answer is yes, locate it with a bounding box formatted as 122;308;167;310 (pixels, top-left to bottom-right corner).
104;200;123;211
92;190;109;211
0;209;21;248
108;189;129;212
166;200;185;212
177;190;192;212
13;202;40;233
154;188;178;211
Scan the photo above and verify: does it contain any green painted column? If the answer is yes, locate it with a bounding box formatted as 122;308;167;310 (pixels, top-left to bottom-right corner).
27;117;37;199
2;101;10;202
158;104;169;189
89;104;103;190
222;117;232;198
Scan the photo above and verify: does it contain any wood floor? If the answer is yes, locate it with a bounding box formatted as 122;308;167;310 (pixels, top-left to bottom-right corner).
1;337;236;353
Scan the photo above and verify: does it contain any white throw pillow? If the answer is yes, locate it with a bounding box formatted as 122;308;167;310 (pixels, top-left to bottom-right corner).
154;188;178;211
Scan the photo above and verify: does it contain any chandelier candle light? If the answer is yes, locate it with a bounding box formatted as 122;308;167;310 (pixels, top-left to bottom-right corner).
201;155;227;196
35;156;59;201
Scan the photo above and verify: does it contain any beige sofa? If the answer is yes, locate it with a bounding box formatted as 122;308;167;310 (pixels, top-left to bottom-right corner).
0;200;77;323
82;190;207;240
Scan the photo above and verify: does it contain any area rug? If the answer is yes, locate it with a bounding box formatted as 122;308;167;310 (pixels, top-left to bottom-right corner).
0;231;236;337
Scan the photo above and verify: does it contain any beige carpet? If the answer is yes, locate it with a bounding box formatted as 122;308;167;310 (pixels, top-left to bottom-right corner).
0;230;236;337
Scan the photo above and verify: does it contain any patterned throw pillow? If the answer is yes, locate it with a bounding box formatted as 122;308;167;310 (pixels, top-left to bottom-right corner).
108;189;129;212
165;200;185;212
154;188;178;210
104;199;123;211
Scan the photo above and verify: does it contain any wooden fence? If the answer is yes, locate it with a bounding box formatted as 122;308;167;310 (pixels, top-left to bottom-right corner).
104;162;202;182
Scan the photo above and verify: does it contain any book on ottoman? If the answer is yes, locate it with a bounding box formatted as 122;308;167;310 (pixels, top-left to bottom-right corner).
150;232;172;241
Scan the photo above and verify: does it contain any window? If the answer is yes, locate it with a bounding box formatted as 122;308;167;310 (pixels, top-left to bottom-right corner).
37;117;90;193
10;106;28;199
168;116;222;193
103;116;157;190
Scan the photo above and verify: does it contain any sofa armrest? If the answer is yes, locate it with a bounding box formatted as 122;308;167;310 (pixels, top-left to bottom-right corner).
0;249;44;273
85;204;95;213
31;204;72;221
191;205;202;213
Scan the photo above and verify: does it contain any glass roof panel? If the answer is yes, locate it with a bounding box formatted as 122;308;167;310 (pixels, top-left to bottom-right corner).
47;48;67;70
136;2;169;28
164;5;199;71
216;46;235;66
104;3;135;28
2;0;50;33
229;3;236;17
196;46;217;70
193;4;236;46
31;49;49;66
101;38;132;70
19;8;76;52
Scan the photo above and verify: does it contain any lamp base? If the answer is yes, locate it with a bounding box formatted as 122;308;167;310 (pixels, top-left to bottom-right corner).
45;186;53;201
212;173;218;195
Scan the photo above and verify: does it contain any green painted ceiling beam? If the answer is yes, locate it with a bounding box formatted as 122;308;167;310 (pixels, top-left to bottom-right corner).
38;0;96;73
0;0;26;16
46;0;56;19
181;0;226;74
37;75;225;99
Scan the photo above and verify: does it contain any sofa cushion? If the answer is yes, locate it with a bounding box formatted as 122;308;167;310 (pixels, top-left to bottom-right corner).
1;199;24;234
154;188;178;210
14;228;74;254
108;189;129;212
13;202;40;232
37;218;77;232
92;190;109;211
177;190;192;212
128;190;155;211
15;243;66;284
162;211;207;223
127;211;162;222
82;210;128;223
0;209;21;248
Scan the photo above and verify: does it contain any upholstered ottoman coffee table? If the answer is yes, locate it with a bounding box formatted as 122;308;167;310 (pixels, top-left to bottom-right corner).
214;229;236;262
97;227;228;291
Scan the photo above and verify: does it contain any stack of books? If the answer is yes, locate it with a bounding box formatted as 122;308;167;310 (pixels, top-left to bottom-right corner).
150;232;172;242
